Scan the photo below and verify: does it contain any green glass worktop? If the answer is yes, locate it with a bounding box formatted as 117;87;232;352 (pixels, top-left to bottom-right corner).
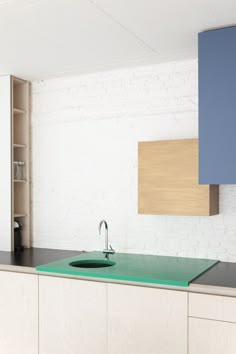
36;251;218;287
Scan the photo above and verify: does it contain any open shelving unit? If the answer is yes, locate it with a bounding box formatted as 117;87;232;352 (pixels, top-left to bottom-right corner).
0;75;31;251
12;76;30;249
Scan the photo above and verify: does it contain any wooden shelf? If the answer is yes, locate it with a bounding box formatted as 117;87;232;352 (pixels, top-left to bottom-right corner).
13;144;27;148
14;179;27;183
13;108;25;115
14;214;27;218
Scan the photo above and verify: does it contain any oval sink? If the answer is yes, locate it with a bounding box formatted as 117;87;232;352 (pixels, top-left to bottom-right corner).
69;259;116;268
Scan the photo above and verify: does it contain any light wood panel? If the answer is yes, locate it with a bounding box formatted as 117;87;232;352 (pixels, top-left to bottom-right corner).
0;271;38;354
189;293;236;323
0;75;30;251
107;283;187;354
189;317;236;354
138;139;219;216
12;76;30;248
39;276;106;354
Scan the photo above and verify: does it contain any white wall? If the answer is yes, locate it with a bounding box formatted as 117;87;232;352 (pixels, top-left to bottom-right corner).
31;59;236;262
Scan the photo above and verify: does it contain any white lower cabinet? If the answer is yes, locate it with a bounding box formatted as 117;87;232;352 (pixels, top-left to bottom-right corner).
107;283;188;354
4;269;236;354
189;293;236;354
39;276;107;354
0;271;38;354
189;317;236;354
39;276;188;354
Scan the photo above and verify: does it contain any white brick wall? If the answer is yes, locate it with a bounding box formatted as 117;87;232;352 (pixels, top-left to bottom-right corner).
31;59;236;262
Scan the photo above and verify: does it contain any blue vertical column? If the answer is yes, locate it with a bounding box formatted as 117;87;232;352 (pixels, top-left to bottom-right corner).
199;26;236;184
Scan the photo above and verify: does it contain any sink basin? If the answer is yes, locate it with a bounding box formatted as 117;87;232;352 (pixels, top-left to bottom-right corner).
69;259;116;268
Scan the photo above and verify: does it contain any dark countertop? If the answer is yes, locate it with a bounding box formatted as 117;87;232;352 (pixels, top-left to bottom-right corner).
0;248;235;291
192;261;236;288
0;248;83;268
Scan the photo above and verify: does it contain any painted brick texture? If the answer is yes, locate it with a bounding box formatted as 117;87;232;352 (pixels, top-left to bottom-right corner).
31;59;236;261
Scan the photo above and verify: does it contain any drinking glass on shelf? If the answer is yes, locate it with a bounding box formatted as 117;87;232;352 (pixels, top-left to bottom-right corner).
13;161;25;180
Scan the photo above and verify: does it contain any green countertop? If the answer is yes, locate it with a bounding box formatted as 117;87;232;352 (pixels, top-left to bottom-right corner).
36;251;218;287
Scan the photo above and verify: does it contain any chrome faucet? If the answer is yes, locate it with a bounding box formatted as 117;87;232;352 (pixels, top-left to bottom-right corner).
98;220;115;260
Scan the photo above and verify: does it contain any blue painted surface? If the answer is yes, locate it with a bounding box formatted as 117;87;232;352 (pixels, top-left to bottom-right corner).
199;27;236;184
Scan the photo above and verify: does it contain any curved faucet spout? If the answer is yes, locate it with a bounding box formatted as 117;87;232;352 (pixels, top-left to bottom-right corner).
98;220;115;259
99;220;108;234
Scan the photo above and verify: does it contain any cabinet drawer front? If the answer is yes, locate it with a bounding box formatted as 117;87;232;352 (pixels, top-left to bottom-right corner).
189;293;236;322
189;317;236;354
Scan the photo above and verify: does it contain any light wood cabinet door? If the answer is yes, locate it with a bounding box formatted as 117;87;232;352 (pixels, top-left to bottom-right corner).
189;317;236;354
39;276;106;354
0;271;38;354
107;283;187;354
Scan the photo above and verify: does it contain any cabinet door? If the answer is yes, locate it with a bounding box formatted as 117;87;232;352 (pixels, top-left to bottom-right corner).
107;283;187;354
39;276;106;354
0;271;38;354
189;317;236;354
199;27;236;184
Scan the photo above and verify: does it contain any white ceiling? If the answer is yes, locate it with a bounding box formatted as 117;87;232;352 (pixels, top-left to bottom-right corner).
0;0;235;80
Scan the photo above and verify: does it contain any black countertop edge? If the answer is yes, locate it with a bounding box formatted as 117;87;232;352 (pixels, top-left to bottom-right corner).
0;248;236;290
0;247;84;268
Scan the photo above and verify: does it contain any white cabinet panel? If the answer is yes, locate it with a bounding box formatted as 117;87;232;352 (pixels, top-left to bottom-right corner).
39;276;106;354
107;283;187;354
189;317;236;354
189;292;236;323
0;271;38;354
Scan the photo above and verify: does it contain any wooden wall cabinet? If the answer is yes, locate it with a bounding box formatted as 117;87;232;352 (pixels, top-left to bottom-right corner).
138;139;219;216
0;75;30;251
